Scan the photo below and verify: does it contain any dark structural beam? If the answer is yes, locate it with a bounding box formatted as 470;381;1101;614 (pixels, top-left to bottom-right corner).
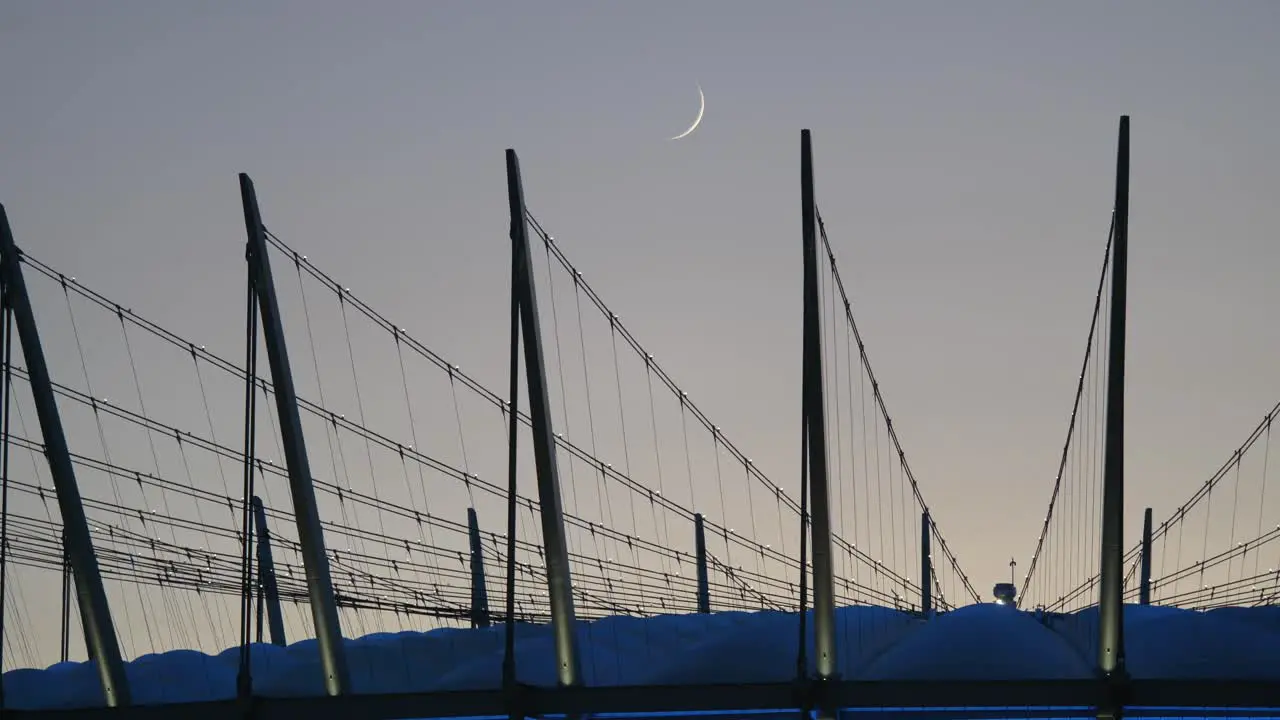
1097;116;1131;716
921;511;932;615
251;496;286;647
502;194;521;695
467;507;491;629
505;149;582;687
0;247;11;710
239;174;349;695
0;205;131;707
13;678;1280;720
800;129;837;683
1138;507;1152;606
694;512;710;614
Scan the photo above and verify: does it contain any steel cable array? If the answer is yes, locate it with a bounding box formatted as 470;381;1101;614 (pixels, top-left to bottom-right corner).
0;193;957;676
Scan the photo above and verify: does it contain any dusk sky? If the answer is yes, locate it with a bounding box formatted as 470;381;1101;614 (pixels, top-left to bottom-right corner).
2;0;1280;661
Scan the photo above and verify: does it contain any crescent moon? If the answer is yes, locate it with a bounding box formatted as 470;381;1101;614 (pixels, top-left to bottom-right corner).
670;84;705;141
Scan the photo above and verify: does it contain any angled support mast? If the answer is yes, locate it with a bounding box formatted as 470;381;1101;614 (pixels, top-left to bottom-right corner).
240;174;349;695
467;507;492;629
505;149;582;687
694;513;710;614
251;496;287;646
921;512;932;616
1097;115;1131;716
1138;507;1152;606
0;206;131;706
800;129;838;689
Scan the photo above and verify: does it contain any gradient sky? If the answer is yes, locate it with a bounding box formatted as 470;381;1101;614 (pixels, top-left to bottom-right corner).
3;0;1280;647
